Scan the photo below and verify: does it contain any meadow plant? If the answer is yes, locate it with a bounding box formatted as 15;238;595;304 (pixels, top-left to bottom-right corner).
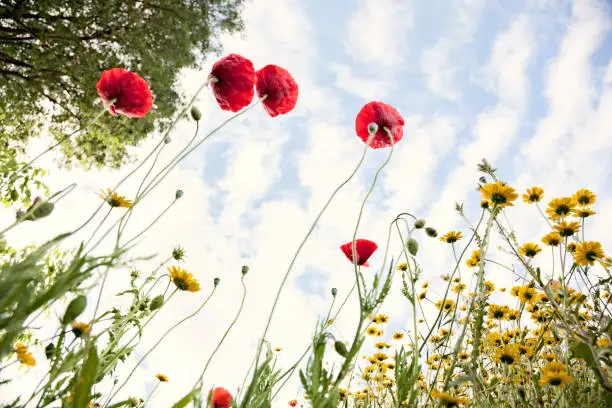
0;52;610;408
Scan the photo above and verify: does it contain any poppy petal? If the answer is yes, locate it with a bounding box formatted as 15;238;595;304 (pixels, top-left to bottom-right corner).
255;65;299;117
355;101;404;149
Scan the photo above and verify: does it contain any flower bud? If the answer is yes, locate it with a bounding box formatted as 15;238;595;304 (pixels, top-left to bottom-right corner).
172;245;185;261
175;189;184;200
150;295;164;311
241;265;249;275
367;122;378;135
331;287;338;297
334;341;348;358
425;227;438;238
61;295;87;325
32;201;54;220
407;238;419;256
414;219;426;229
44;343;55;360
190;106;202;121
214;277;220;287
164;136;171;144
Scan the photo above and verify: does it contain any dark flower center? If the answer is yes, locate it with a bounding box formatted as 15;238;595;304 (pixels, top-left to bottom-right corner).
549;377;562;386
490;193;507;204
585;250;598;261
555;205;570;215
529;193;540;201
174;278;188;290
526;249;537;257
500;354;515;364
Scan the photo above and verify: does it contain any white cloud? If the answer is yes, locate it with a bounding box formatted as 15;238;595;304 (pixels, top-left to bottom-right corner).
330;63;392;100
344;0;413;68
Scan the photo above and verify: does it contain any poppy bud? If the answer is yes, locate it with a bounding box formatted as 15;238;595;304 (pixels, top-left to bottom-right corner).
190;106;201;121
414;219;426;229
241;265;249;275
367;122;378;135
331;287;338;297
164;136;171;144
334;340;348;357
61;295;87;325
45;343;55;360
32;201;54;219
407;238;419;256
150;295;164;311
175;189;184;199
425;227;438;238
127;397;141;407
214;277;220;287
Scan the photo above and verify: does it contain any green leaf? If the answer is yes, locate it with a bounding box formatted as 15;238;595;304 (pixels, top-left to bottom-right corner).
72;344;99;408
172;389;197;408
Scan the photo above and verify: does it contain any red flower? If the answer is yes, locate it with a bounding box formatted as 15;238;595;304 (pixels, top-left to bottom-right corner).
355;101;405;149
340;239;378;267
289;400;298;407
96;68;153;118
208;54;255;112
255;65;298;117
210;387;232;408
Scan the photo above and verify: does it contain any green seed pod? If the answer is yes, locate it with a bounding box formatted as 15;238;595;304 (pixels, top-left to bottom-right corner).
190;106;202;121
425;227;438;238
334;341;348;358
331;287;338;297
414;219;426;229
214;277;220;287
61;295;87;325
150;295;164;311
175;189;184;199
241;265;249;275
407;238;419;256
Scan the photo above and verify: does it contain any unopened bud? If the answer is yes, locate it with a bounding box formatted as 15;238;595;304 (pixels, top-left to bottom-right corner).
425;227;438;238
175;189;184;200
331;287;338;297
214;277;220;287
61;295;87;325
241;265;249;275
150;295;164;311
414;219;426;229
334;341;348;358
407;238;419;256
164;136;171;144
367;122;378;135
190;106;201;121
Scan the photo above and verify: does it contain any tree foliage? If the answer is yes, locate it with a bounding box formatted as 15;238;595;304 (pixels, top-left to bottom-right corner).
0;0;245;168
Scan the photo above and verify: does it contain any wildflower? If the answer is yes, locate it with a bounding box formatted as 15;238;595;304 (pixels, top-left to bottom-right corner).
418;291;427;300
573;241;605;266
484;280;495;294
98;188;132;208
392;332;404;340
546;197;576;220
518;286;537;304
431;389;470;407
274;347;282;352
397;262;408;271
572;207;596;218
70;321;91;338
373;352;388;362
440;231;463;244
493;344;520;365
210;387;232;408
554;221;580;237
374;314;389;324
14;343;36;366
375;342;390;349
208;54;255;112
340;239;378;267
289;400;298;407
541;232;561;247
366;326;379;336
453;283;466;293
596;338;611;347
519;242;541;258
522;186;544;203
573;189;596;206
354;101;405;149
488;304;509;320
422;281;429;289
458;352;470;361
466;249;480;267
96;68;153;118
255;65;299;117
168;266;200;292
435;299;456;313
480;182;518;207
539;362;571;388
155;373;169;382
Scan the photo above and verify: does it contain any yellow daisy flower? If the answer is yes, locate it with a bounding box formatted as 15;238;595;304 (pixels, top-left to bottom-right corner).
392;332;404;340
440;231;463;244
70;321;91;338
519;242;541;258
522;186;544;203
572;207;596;218
98;188;132;208
167;266;200;292
553;221;580;237
155;373;169;382
573;241;605;266
480;182;518;207
572;189;596;206
539;361;571;388
546;197;576;220
493;344;520;365
541;232;562;247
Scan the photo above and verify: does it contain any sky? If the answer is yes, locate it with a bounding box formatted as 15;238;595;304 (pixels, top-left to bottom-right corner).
2;0;612;406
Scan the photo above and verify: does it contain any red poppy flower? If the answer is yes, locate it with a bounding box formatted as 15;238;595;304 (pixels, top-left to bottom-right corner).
208;54;255;112
255;65;298;117
210;387;232;408
96;68;153;118
289;400;298;407
355;101;405;149
340;239;378;267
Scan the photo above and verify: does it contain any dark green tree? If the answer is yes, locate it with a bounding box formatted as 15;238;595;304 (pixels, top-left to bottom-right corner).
0;0;245;169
